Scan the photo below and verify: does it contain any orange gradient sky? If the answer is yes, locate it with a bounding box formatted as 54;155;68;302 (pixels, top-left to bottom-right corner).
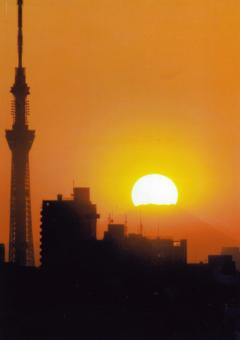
1;0;240;264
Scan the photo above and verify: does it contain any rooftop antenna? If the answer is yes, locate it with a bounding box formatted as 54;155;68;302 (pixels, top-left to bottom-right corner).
157;222;160;238
124;214;128;236
108;213;114;224
139;211;143;236
70;181;75;198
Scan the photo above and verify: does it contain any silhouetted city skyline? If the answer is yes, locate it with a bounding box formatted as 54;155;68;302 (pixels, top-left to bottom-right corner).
1;1;240;339
1;1;240;264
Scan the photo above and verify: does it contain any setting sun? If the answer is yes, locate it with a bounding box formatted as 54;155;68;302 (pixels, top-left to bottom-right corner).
132;174;178;206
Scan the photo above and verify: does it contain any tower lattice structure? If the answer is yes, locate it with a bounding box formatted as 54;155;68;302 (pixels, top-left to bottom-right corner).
6;0;35;266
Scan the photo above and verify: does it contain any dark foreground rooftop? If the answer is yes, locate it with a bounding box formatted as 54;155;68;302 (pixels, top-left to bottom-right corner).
0;261;240;340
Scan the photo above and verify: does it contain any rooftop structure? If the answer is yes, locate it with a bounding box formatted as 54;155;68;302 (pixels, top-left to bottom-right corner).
104;224;127;241
40;188;99;266
222;247;240;271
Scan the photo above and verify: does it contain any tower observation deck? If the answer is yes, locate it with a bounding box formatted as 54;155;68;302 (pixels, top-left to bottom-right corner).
6;0;35;266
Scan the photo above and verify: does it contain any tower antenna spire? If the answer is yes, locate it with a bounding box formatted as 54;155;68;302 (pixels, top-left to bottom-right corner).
6;0;35;266
17;0;23;68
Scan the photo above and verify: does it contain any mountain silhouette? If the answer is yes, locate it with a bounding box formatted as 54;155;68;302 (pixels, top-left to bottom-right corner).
131;205;238;263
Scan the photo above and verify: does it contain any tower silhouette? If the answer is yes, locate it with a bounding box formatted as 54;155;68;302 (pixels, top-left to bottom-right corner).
6;0;35;266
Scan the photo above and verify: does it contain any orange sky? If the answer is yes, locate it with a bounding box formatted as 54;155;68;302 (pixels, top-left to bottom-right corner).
1;0;240;264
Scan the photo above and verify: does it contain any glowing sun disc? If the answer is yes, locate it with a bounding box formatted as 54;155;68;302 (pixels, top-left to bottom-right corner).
132;174;178;206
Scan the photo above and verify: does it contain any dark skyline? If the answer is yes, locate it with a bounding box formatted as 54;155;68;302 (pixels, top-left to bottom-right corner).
1;1;240;265
1;3;240;338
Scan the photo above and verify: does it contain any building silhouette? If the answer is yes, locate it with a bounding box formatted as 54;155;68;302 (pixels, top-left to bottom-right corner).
122;234;187;264
208;255;236;275
222;247;240;271
0;244;5;263
40;189;187;267
5;0;35;266
40;188;99;266
104;223;127;241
